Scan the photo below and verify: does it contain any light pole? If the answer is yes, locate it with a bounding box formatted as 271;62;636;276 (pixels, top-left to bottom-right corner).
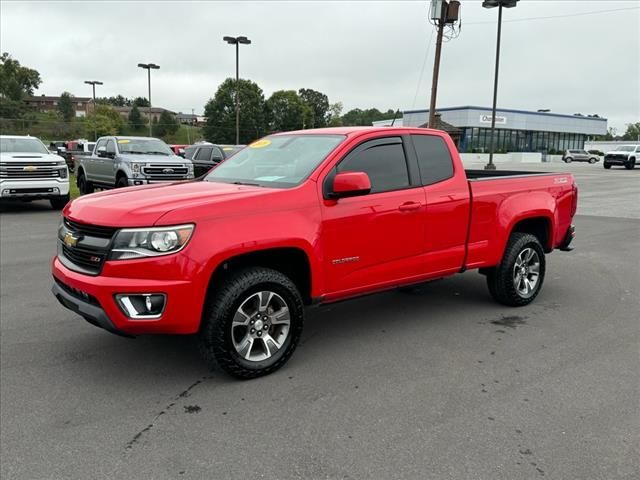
223;35;251;145
84;80;103;141
137;63;160;136
482;0;518;170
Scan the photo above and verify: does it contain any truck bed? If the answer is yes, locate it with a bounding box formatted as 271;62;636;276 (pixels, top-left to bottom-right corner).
465;169;557;180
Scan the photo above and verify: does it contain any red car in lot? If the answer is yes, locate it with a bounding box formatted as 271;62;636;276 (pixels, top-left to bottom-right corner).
52;127;577;378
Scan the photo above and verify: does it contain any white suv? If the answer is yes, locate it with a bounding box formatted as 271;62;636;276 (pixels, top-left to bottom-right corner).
0;135;70;209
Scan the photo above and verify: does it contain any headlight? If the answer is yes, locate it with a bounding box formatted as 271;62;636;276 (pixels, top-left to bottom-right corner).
132;163;141;173
109;224;194;260
59;167;68;179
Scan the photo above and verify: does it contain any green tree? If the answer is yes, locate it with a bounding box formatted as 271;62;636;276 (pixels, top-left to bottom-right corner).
203;78;267;144
84;104;125;137
621;122;640;141
327;102;343;126
133;97;150;107
0;52;42;119
341;107;395;126
154;110;179;139
58;91;75;122
128;105;145;131
298;88;329;128
266;90;310;132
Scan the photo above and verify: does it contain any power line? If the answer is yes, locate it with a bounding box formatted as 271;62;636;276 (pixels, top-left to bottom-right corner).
465;6;640;25
411;27;435;110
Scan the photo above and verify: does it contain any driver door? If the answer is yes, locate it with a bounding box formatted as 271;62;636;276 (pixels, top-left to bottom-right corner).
320;136;427;297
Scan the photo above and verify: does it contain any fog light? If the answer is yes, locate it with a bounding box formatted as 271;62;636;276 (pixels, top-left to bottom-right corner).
115;293;166;319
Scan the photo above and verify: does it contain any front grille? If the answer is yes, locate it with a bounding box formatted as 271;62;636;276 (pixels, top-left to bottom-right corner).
60;217;117;275
54;277;100;306
142;163;189;180
64;218;117;239
0;162;62;180
61;243;106;274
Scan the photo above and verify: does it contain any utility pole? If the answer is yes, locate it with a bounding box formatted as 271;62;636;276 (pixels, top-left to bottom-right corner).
428;2;446;128
84;80;103;141
223;36;251;145
137;63;160;136
427;1;461;128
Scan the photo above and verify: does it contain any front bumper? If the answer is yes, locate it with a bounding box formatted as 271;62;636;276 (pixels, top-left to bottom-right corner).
51;256;201;335
0;178;69;199
604;156;629;165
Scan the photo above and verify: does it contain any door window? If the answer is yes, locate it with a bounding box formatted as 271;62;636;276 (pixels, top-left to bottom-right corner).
338;138;409;194
210;146;224;162
95;139;107;153
411;135;454;185
106;140;116;154
195;147;213;161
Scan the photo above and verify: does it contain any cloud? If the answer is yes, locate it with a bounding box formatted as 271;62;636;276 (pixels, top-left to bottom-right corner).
1;0;638;131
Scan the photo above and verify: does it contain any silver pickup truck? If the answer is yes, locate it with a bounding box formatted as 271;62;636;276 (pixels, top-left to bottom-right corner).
76;136;194;194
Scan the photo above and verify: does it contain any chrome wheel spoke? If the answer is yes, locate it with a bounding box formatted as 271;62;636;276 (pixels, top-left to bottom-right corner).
259;291;274;312
271;306;290;325
236;335;254;358
232;307;251;327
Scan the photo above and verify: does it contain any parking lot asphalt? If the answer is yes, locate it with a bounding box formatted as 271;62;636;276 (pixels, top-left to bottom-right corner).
1;163;639;479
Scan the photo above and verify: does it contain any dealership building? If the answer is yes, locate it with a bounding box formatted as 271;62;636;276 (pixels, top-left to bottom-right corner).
377;106;608;154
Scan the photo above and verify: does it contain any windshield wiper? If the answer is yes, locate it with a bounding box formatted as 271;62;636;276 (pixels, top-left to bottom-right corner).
231;181;261;186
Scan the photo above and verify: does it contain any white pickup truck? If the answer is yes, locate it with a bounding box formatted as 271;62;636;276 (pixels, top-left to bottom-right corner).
603;145;640;170
0;135;70;209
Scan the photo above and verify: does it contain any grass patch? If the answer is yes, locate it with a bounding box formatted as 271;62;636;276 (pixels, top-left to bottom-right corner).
69;174;80;200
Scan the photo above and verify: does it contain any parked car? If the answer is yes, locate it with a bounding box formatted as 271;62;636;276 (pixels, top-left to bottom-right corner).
75;136;194;195
170;144;188;157
184;142;225;177
603;145;639;170
63;140;95;173
562;149;599;164
52;127;578;379
1;135;70;209
219;144;246;158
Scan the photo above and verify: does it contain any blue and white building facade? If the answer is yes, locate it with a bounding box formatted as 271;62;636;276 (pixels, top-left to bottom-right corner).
399;106;608;154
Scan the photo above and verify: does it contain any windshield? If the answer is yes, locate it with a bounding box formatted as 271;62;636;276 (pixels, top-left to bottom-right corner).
615;146;636;152
205;134;345;188
220;145;245;158
0;137;49;154
116;138;173;155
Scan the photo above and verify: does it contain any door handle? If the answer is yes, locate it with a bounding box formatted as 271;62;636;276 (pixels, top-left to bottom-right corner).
398;202;422;212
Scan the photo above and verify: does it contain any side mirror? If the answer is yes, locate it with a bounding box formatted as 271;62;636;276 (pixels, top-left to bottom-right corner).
97;146;108;157
330;171;371;199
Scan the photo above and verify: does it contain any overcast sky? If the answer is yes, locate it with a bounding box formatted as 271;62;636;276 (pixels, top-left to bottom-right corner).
1;0;638;132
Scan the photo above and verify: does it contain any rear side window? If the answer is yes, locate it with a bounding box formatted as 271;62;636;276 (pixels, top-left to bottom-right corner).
195;147;213;161
411;135;454;185
338;138;409;193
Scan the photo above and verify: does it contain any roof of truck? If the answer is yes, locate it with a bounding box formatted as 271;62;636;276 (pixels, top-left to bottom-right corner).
272;126;444;137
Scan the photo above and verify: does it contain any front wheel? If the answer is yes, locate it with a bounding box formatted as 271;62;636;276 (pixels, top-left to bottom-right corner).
625;158;636;170
486;233;546;307
604;162;611;169
50;194;70;210
564;157;572;163
115;175;129;188
77;171;94;195
198;267;304;379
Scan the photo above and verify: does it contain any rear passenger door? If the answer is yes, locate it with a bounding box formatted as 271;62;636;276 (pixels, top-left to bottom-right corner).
411;134;471;275
193;146;213;177
321;136;427;295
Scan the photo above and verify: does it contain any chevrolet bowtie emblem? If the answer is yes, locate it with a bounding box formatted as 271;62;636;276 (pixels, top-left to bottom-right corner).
63;232;80;247
23;165;37;171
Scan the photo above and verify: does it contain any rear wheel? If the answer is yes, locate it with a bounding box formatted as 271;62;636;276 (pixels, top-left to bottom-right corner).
50;194;70;210
625;158;636;170
198;267;304;379
588;157;597;164
77;171;94;195
486;233;546;307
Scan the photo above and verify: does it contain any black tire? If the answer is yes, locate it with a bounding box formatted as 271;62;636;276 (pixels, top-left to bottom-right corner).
198;267;304;379
77;171;94;195
50;194;70;210
564;157;572;163
603;162;611;169
625;158;636;170
588;158;597;164
486;233;546;307
116;175;129;188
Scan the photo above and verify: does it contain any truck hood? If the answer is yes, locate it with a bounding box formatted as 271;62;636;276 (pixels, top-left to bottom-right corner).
605;150;631;156
118;153;192;164
64;180;282;227
0;152;65;163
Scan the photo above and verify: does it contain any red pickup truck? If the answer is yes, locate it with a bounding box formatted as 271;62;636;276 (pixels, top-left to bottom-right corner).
52;127;577;378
